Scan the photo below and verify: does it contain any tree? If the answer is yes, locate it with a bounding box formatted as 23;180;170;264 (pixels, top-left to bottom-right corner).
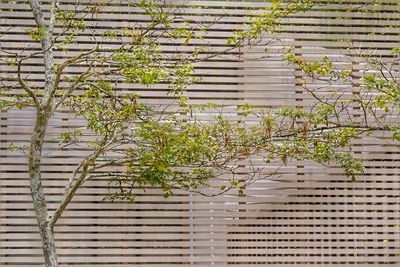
0;0;385;266
285;46;400;146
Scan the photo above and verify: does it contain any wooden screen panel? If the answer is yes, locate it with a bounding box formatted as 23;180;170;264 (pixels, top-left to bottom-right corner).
1;0;400;266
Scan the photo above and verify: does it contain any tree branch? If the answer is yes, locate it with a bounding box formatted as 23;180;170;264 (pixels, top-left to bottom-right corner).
28;0;56;107
17;57;40;107
50;133;117;226
49;0;58;36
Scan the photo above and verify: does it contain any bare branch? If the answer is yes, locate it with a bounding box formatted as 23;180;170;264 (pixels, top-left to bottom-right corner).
28;0;56;106
49;0;58;36
50;133;117;226
17;57;40;107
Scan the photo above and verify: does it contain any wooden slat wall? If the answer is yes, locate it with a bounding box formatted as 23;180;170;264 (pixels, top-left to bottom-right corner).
1;0;400;266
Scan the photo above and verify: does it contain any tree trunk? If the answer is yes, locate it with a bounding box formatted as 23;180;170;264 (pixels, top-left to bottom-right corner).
27;1;58;265
29;107;58;266
39;222;58;267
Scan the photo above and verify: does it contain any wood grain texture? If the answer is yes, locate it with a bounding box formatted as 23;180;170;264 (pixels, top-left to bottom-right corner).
1;0;399;266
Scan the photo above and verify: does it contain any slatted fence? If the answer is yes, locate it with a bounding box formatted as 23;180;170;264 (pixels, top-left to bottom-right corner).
1;0;400;266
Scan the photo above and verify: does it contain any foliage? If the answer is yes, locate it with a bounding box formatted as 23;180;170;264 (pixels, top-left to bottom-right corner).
285;48;400;142
228;0;316;45
0;0;378;209
0;0;385;207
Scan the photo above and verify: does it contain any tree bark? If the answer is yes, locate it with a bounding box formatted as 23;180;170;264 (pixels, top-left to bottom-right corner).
29;107;58;267
38;222;58;267
27;1;59;265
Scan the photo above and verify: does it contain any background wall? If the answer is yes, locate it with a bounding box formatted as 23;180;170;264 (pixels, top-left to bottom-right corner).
1;0;399;266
